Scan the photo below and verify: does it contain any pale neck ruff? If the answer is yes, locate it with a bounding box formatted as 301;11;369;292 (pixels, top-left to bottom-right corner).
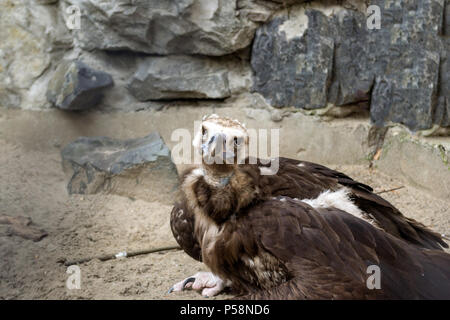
201;166;235;188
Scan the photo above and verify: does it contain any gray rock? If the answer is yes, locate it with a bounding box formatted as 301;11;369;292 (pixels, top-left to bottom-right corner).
251;5;375;110
127;56;231;101
0;0;60;109
368;0;444;131
445;1;450;36
61;133;179;204
35;0;59;4
63;0;258;56
251;0;448;130
251;10;334;109
370;46;440;130
0;89;21;109
435;95;450;127
47;60;113;110
327;10;373;106
435;39;450;127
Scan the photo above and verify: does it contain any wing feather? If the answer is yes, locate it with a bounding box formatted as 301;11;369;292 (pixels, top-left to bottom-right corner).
254;157;448;250
170;200;202;261
246;198;450;299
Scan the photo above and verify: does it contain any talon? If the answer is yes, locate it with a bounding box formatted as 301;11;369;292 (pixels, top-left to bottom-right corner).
169;272;228;296
181;277;196;290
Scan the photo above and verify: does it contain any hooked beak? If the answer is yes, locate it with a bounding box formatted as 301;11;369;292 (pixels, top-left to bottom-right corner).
202;133;235;164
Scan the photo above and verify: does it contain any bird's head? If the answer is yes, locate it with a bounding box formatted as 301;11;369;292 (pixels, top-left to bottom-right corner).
193;114;249;170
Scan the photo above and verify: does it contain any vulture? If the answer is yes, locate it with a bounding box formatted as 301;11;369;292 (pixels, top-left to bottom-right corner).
169;114;450;299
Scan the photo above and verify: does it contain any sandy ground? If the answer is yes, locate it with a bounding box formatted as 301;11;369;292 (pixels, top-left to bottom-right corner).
0;134;449;300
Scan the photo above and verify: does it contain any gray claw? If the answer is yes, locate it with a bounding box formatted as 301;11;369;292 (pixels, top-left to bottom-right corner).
181;277;196;290
168;277;196;294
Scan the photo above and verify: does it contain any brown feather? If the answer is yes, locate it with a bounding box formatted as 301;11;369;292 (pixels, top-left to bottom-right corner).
170;116;448;299
170;156;448;267
222;198;450;299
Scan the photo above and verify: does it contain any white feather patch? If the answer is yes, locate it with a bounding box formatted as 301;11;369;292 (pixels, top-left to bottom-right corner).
192;168;205;177
259;166;277;176
301;188;365;219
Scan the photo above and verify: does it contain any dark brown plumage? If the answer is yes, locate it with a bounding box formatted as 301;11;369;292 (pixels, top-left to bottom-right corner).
171;157;447;264
169;115;449;299
256;157;448;250
170;161;450;299
212;197;450;299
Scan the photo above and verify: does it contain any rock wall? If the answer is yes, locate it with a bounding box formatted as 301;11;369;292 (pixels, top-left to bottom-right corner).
1;0;449;133
251;0;449;131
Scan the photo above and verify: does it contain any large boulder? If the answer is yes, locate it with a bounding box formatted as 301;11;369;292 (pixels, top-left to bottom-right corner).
251;10;334;109
435;38;450;127
63;0;260;56
127;55;231;101
370;46;440;130
0;0;71;109
61;133;179;204
326;9;373;106
47;60;113;110
368;0;445;131
250;0;449;131
445;1;450;36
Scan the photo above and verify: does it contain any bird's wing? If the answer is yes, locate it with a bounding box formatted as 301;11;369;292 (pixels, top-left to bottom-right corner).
350;187;448;250
170;200;202;262
170;167;203;262
248;157;339;199
298;159;448;250
253;157;448;250
236;266;377;300
292;158;373;192
246;198;380;299
247;197;450;299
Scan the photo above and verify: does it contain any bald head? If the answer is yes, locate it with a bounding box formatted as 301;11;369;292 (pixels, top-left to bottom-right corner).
193;114;249;165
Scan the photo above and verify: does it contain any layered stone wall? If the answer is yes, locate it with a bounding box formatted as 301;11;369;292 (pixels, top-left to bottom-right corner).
1;0;449;133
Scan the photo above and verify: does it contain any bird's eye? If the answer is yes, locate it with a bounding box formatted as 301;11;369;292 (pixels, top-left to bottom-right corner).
202;126;207;137
234;137;242;146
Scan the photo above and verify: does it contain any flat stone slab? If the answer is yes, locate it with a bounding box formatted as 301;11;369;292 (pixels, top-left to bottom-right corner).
127;56;231;101
61;132;178;204
47;60;113;110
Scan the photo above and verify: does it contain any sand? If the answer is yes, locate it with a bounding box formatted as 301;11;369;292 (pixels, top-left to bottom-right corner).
0;131;449;300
